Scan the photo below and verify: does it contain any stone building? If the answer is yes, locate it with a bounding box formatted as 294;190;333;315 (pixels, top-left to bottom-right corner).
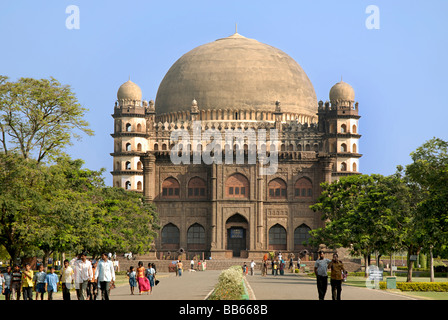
111;32;361;259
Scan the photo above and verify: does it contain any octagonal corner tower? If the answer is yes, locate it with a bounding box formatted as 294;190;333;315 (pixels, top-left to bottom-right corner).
155;32;318;121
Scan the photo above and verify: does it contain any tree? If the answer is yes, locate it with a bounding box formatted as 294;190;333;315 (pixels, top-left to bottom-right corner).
309;174;419;278
406;138;448;282
0;76;93;163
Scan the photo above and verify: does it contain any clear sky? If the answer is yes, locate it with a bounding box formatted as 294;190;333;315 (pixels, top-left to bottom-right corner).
1;0;447;186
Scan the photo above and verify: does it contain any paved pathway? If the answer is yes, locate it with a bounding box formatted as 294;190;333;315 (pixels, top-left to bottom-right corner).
245;272;418;300
109;270;221;300
57;269;419;301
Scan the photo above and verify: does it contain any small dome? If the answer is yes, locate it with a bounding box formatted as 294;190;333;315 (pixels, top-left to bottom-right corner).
117;80;142;101
329;80;355;103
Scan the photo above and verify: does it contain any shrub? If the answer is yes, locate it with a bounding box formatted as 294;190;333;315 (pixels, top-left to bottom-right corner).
379;281;448;292
208;266;244;300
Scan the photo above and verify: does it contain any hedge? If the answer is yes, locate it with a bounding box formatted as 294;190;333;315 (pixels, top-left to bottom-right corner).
379;281;448;292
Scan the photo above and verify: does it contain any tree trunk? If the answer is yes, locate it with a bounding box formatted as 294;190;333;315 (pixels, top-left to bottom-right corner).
430;247;434;282
364;254;369;278
390;254;393;276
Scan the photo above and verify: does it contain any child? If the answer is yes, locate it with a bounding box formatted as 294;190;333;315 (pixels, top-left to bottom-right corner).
45;267;59;300
33;264;47;300
127;266;137;295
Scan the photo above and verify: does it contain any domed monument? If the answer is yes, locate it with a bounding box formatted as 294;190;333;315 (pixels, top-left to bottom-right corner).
111;32;361;260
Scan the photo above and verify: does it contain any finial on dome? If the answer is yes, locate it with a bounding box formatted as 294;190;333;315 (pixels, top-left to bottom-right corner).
235;23;238;34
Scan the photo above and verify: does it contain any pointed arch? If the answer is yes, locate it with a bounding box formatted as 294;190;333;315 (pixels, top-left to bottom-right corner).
269;224;287;250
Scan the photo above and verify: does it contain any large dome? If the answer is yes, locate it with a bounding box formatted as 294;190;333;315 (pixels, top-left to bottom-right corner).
155;33;317;119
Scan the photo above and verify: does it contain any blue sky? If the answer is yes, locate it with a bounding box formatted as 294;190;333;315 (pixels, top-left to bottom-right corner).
1;1;447;186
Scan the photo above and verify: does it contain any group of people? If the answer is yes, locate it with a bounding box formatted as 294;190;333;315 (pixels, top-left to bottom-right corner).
314;251;347;300
0;252;116;301
127;261;157;295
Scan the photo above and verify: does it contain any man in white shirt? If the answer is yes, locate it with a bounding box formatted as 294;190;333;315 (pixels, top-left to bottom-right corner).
250;260;256;276
71;252;93;300
95;253;115;300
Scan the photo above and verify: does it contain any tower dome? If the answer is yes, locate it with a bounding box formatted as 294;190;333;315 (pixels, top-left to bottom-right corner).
329;80;355;103
155;32;317;120
117;79;142;101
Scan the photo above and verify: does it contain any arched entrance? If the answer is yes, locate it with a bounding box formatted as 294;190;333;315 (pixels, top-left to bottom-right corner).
226;214;248;257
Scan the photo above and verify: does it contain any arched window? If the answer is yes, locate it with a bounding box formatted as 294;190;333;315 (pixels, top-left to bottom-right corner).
341;143;347;152
137;143;142;151
126;143;131;151
352;143;357;153
353;162;357;172
125;181;131;190
341;124;347;133
188;177;207;199
340;162;347;171
154;143;159;151
305;144;311;151
225;173;249;199
314;144;319;152
268;178;287;199
125;161;131;170
161;223;180;248
137;123;142;132
352;124;357;133
269;224;287;250
297;144;302;151
115;161;120;170
162;177;180;198
162;143;167;151
187;223;206;248
288;144;294;151
294;178;313;198
137;161;142;170
294;224;311;247
126;123;132;132
137;181;142;190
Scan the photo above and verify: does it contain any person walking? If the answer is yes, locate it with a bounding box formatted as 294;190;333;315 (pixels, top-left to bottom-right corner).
60;259;74;301
127;266;137;295
71;252;93;300
10;265;22;300
250;260;256;276
95;253;116;300
2;266;12;300
177;260;183;276
328;253;346;300
136;261;150;295
33;264;47;300
146;263;156;294
314;251;331;300
21;263;34;300
88;260;98;301
45;267;59;300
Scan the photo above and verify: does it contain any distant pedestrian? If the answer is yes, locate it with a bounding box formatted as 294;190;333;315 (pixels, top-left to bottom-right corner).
328;253;346;300
191;259;195;270
33;264;47;300
314;251;331;300
127;266;137;295
60;259;74;301
250;260;256;276
136;261;150;295
2;266;12;300
146;263;156;293
21;263;34;300
95;253;116;300
45;267;59;300
242;262;247;275
177;260;183;276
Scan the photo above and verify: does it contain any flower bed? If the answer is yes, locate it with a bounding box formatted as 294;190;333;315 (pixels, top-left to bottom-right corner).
208;265;245;300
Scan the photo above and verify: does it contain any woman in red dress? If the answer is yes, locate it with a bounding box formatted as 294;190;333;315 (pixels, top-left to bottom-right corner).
136;261;151;294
